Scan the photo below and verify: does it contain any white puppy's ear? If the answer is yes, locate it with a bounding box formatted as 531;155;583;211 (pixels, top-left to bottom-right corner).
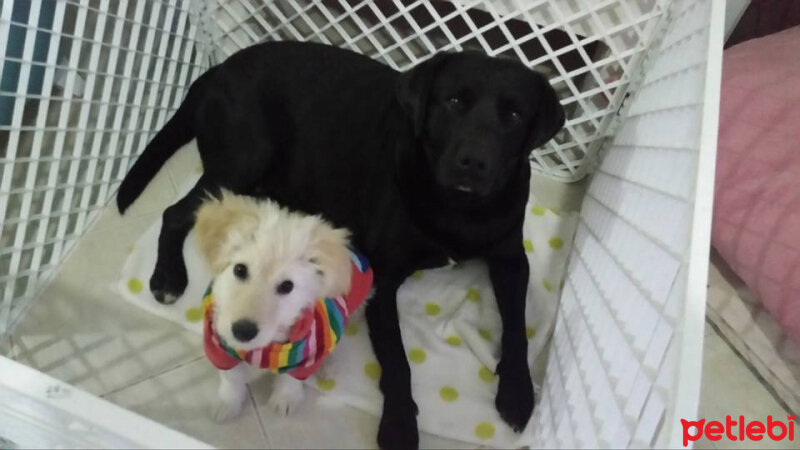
308;221;352;298
195;190;259;273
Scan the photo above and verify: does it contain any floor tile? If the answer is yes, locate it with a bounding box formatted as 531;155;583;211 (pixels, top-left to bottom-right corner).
707;253;800;415
697;325;797;449
10;154;205;397
250;375;378;449
0;336;12;357
248;375;475;449
165;141;202;193
703;332;778;413
11;210;202;397
90;155;178;235
104;358;268;449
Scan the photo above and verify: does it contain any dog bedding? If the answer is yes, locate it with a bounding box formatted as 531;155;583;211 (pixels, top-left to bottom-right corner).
115;174;578;447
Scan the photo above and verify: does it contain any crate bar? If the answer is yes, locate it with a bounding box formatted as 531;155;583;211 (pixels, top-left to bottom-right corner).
72;0;114;235
107;1;149;186
0;1;46;331
49;0;106;268
20;1;72;300
666;0;724;445
117;2;166;193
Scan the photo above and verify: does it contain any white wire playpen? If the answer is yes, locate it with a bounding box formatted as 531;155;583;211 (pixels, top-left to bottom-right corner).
0;0;722;448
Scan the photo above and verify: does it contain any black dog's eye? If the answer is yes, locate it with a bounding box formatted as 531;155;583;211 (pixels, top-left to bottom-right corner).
446;95;463;108
233;263;248;280
276;280;294;295
499;98;524;124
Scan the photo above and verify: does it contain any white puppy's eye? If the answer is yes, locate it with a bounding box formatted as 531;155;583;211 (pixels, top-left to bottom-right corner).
276;280;294;295
233;263;248;280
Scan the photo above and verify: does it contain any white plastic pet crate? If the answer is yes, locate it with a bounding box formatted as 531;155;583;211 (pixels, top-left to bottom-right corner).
0;355;210;449
0;0;722;448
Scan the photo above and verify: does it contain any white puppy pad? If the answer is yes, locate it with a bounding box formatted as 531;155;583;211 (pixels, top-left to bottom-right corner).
115;174;577;447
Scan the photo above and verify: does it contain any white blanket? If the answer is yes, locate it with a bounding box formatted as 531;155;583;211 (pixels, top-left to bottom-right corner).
115;175;577;447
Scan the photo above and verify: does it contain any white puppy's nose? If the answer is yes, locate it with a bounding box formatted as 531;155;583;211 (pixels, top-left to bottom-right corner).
232;319;259;342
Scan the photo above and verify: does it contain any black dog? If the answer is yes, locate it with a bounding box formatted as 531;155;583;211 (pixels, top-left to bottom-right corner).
117;41;564;448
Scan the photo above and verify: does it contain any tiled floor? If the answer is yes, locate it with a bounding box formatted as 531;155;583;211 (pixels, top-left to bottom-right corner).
1;143;795;448
0;335;11;356
695;327;797;449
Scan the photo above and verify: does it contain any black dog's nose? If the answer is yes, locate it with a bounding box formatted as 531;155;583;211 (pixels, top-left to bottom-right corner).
232;319;259;342
458;155;487;172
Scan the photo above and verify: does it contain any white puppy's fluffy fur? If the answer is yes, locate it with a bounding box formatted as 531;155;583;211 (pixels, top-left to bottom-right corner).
195;191;353;421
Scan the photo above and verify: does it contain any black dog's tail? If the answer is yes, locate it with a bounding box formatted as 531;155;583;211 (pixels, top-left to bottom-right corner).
116;70;212;214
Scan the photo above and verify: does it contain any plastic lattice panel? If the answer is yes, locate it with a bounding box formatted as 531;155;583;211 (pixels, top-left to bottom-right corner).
191;0;669;181
0;355;211;449
529;0;717;447
0;0;719;446
0;0;206;334
0;384;138;449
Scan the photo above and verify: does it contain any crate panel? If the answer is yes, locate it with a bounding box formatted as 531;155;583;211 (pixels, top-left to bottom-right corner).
192;0;670;181
0;0;206;334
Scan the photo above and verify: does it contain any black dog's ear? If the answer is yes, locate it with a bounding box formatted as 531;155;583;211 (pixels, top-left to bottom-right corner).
395;53;451;137
525;73;566;151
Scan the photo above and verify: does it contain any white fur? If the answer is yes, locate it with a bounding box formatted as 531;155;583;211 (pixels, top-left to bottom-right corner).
215;363;257;422
195;192;353;422
266;375;306;416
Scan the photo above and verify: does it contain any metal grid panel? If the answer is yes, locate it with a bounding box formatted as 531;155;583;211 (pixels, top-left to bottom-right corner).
0;0;206;334
192;0;669;181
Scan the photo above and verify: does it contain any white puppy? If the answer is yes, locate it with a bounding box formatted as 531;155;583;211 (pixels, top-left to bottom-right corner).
195;191;368;422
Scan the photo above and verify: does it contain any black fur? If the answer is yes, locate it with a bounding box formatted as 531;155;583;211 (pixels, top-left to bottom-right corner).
117;41;564;449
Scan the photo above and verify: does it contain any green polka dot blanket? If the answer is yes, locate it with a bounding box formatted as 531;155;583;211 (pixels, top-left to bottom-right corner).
116;176;577;447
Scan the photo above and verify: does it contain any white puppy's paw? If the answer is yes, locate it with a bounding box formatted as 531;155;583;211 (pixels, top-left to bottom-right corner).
215;397;246;423
267;376;305;416
215;366;250;423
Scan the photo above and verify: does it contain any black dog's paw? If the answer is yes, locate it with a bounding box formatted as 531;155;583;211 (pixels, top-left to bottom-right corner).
495;362;534;432
377;398;419;450
149;263;187;304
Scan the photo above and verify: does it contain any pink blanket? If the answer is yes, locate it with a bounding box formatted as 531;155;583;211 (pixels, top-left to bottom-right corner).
712;26;800;347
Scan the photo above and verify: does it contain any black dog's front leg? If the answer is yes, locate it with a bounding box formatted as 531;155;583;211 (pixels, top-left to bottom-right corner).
151;176;217;304
366;275;419;450
489;250;534;432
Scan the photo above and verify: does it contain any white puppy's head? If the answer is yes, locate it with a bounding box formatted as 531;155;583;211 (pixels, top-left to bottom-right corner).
195;191;352;351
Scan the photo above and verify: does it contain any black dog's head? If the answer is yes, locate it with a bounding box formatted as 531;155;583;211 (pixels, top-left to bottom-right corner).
396;51;565;199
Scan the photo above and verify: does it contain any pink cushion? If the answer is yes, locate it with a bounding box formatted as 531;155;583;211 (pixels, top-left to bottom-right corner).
712;26;800;347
